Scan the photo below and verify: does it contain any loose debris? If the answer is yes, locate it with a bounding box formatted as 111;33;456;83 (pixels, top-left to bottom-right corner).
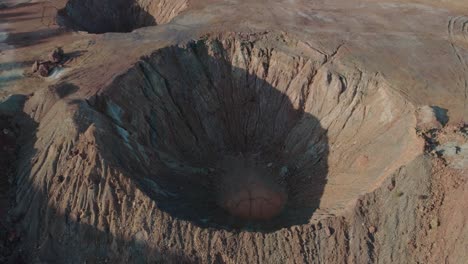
31;47;65;77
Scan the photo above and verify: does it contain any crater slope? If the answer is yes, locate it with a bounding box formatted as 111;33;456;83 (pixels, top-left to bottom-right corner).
1;0;467;263
7;33;423;262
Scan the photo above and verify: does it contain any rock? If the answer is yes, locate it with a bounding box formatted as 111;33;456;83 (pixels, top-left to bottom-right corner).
387;181;395;191
7;230;19;242
416;106;445;131
279;166;288;177
435;142;460;157
49;47;64;63
368;225;376;234
37;63;50;77
31;61;39;72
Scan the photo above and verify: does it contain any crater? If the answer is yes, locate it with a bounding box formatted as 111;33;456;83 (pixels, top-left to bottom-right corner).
60;0;189;33
89;34;419;231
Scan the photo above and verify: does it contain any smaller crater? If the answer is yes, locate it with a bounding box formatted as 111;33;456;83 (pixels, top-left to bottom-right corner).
60;0;189;33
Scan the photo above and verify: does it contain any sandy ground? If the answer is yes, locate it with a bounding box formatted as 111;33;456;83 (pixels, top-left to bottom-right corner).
0;0;467;263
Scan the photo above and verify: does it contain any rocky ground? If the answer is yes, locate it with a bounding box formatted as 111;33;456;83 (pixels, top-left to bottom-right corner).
0;0;467;263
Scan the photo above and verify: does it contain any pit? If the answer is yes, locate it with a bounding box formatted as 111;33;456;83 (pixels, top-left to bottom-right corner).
60;0;189;33
90;34;418;231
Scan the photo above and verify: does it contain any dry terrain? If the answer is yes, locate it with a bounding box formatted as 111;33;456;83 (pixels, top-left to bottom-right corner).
0;0;467;263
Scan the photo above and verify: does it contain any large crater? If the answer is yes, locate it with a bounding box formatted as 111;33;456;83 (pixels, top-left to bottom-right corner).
60;0;188;33
89;34;419;231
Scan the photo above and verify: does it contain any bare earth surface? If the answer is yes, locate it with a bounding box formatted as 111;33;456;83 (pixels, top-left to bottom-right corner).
0;0;467;263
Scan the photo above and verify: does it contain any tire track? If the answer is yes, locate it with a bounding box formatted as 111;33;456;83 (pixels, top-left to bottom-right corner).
448;16;468;121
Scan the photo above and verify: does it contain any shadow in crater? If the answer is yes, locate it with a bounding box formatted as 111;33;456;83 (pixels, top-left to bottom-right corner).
431;105;449;126
0;95;36;263
92;42;330;232
0;97;198;263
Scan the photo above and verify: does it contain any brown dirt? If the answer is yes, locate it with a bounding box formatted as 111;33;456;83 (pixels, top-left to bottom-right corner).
0;0;467;263
216;155;287;221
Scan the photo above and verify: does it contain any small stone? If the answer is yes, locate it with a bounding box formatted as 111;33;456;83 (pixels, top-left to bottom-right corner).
31;61;39;72
368;225;376;234
38;63;50;77
280;166;289;177
56;175;65;183
267;162;273;167
49;47;64;63
7;230;18;242
416;105;444;131
387;181;395;191
3;128;9;135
